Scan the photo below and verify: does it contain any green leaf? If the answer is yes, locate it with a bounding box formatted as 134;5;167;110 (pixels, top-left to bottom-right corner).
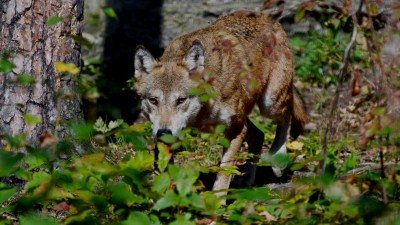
149;215;162;225
331;18;341;29
85;13;100;26
0;57;14;73
120;151;154;172
115;130;148;150
130;135;148;150
262;153;290;169
68;35;93;49
176;178;192;197
157;142;171;173
344;205;359;218
228;187;272;202
274;154;290;167
24;171;51;193
13;168;32;181
91;194;109;213
169;213;195;225
168;164;186;181
23;114;42;126
47;16;63;26
121;211;151;225
152;190;180;211
201;191;221;213
374;107;386;116
17;74;36;85
187;87;203;96
152;173;171;194
214;165;240;176
109;183;145;206
294;7;306;23
64;210;97;225
290;163;304;171
199;94;210;102
290;155;322;171
343;151;357;171
378;126;392;136
0;183;16;205
69;122;94;140
170;142;182;150
168;165;198;197
186;193;206;210
218;137;230;148
80;153;116;179
0;150;24;177
215;124;226;135
47;187;74;200
19;213;58;225
158;134;176;144
24;153;47;170
102;6;118;19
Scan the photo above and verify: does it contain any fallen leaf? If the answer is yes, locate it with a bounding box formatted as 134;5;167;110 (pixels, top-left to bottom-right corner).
286;140;304;151
195;218;213;225
259;210;277;222
53;201;70;212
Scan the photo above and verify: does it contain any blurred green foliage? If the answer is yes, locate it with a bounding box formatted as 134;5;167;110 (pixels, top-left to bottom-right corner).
0;113;399;224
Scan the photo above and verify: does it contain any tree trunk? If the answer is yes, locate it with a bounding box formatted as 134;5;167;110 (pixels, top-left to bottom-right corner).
0;0;84;147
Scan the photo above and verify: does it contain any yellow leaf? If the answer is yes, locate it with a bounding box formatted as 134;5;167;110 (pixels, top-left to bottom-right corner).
55;62;80;75
4;144;11;151
368;4;378;16
286;140;304;151
128;123;147;133
55;62;66;72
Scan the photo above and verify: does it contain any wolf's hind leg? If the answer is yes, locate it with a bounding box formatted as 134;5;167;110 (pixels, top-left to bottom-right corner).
258;90;291;177
269;114;290;177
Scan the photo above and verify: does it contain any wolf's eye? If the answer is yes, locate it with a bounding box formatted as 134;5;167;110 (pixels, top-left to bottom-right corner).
148;97;158;106
176;97;187;105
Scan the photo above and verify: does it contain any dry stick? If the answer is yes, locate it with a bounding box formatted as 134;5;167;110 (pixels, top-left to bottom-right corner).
319;12;359;176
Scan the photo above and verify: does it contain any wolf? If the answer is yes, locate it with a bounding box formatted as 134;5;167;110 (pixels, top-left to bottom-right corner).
133;11;307;194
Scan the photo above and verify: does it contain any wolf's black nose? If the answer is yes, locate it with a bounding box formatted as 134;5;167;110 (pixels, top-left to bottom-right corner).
156;129;172;139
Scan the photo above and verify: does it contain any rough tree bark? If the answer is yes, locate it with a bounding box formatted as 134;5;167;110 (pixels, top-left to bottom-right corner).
0;0;84;147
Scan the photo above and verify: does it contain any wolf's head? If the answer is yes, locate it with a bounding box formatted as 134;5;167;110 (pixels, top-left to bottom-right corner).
134;41;205;139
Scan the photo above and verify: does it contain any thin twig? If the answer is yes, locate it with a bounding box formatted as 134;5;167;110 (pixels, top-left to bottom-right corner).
319;4;361;176
347;162;395;175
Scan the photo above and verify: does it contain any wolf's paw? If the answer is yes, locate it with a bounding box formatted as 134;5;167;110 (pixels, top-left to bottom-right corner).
261;152;289;178
272;165;284;177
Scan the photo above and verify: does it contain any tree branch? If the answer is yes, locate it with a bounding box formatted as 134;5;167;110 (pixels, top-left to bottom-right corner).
318;2;361;176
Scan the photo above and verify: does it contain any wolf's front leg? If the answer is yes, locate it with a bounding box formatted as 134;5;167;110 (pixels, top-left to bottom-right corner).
212;125;247;198
230;118;264;189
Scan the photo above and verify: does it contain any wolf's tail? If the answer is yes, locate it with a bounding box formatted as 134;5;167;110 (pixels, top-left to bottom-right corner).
290;87;307;139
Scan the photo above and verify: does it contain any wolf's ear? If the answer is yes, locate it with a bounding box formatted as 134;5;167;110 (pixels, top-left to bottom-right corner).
184;40;204;72
135;46;156;77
